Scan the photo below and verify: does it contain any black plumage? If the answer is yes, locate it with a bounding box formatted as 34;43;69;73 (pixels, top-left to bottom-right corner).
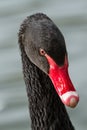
18;13;75;130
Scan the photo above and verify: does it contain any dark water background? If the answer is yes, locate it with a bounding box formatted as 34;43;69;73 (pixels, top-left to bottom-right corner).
0;0;87;130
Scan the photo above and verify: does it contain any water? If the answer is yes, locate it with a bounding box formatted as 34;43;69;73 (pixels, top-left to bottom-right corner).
0;0;87;130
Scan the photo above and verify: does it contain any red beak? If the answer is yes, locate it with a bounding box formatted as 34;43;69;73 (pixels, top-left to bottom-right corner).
45;54;79;108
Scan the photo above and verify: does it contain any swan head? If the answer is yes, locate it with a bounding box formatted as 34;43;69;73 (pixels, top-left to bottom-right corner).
19;13;79;108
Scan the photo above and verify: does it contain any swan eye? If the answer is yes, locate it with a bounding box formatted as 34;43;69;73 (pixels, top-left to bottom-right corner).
39;48;46;56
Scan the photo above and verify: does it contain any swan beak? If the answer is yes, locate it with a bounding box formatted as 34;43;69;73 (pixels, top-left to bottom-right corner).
45;54;79;108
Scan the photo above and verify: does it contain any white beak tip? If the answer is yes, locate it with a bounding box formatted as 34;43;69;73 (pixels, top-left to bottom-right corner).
60;91;79;108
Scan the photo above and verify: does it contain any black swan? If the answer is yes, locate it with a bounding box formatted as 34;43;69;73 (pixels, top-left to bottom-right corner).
18;13;79;130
